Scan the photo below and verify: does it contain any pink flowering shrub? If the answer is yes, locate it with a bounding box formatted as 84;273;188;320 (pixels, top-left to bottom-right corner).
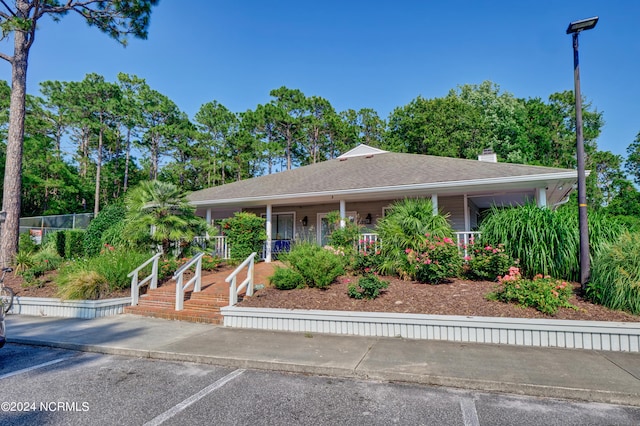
463;240;514;281
404;234;461;284
487;267;576;315
350;240;383;275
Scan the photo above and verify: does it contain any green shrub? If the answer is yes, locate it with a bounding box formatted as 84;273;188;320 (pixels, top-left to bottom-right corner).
57;269;109;300
586;232;640;315
91;249;151;290
54;231;66;258
282;242;345;289
269;266;305;290
610;215;640;234
100;220;129;249
84;203;126;257
325;210;361;257
14;250;35;274
479;204;623;281
16;245;63;287
350;240;383;275
347;275;389;300
64;230;85;259
221;212;267;262
376;198;453;276
487;267;576;315
464;241;514;281
404;234;461;283
19;232;38;254
158;257;186;280
201;253;222;271
49;230;87;259
56;249;150;291
31;246;63;272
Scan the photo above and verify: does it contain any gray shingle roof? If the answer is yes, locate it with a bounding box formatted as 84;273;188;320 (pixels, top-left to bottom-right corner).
188;152;575;205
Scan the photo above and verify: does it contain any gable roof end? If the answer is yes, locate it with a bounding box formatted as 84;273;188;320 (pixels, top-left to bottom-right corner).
338;144;388;159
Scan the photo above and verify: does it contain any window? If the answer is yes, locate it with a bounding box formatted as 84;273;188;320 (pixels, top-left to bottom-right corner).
262;213;294;240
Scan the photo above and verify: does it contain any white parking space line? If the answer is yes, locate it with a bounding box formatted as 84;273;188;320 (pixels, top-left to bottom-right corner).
0;357;72;380
144;369;246;426
460;397;480;426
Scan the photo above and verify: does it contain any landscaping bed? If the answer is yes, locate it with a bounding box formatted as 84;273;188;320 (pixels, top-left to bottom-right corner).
238;275;640;323
8;264;639;323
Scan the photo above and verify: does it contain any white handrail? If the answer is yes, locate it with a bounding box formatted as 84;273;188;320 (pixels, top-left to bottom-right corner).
174;252;204;311
225;252;257;306
127;253;162;306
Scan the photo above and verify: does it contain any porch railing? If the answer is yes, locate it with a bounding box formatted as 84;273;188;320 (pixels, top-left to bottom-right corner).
225;252;256;306
194;235;230;259
358;233;379;252
127;253;162;306
174;252;204;311
355;232;482;259
454;231;483;259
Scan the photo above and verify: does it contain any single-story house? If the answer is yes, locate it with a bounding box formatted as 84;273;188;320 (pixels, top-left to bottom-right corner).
188;144;578;262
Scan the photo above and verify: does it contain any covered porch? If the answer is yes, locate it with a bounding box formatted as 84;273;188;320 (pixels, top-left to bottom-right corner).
197;185;557;263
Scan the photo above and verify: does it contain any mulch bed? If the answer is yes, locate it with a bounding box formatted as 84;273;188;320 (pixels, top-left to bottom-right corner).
5;266;639;323
238;275;640;323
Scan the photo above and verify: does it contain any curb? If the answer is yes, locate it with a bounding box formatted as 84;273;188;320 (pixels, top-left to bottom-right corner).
9;337;640;407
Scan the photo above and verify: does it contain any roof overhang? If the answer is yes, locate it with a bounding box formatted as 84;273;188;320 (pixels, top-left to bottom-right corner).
191;171;578;209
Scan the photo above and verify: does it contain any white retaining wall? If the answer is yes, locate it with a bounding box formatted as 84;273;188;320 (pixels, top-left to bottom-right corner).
221;307;640;352
10;297;131;319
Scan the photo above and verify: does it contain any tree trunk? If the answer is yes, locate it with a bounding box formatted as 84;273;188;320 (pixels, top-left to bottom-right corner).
150;133;158;180
0;29;29;267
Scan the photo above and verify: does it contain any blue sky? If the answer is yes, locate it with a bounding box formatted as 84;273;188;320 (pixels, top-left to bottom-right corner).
1;1;637;159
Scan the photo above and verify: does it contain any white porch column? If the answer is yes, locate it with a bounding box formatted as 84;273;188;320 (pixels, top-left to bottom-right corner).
537;188;547;208
206;208;212;225
265;204;273;263
339;200;346;228
464;194;470;232
431;194;438;216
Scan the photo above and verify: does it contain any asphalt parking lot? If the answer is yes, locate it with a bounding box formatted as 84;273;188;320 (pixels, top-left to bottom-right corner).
2;344;640;426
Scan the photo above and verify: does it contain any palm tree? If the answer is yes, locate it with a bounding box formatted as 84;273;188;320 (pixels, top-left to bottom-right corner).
376;198;453;276
124;180;209;257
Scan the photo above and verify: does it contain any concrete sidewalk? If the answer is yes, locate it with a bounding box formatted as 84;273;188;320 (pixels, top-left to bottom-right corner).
6;314;640;407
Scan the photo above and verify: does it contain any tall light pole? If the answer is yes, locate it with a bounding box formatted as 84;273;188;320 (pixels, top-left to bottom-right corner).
566;16;598;290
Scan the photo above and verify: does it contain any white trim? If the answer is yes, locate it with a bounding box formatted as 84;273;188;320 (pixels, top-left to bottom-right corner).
537;187;547;208
265;204;272;263
464;194;470;232
431;194;438;215
221;307;640;352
